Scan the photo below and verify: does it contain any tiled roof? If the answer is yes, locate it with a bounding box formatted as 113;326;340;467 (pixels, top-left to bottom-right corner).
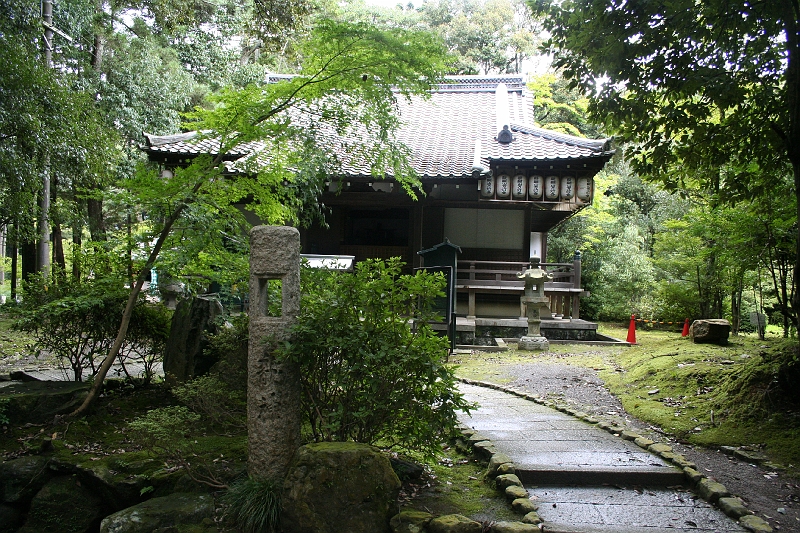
142;131;266;159
141;75;613;179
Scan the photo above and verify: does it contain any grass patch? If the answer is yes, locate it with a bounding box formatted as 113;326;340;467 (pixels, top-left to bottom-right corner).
222;477;282;533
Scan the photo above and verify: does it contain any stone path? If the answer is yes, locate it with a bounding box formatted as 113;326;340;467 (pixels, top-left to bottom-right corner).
458;383;749;533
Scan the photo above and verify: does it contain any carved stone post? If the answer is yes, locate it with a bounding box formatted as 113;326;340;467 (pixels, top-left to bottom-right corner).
518;257;552;351
248;226;301;480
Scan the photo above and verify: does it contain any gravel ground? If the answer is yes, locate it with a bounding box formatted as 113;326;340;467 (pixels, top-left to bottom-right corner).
499;360;800;532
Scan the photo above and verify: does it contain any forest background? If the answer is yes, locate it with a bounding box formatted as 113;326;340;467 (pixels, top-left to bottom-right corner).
0;0;796;338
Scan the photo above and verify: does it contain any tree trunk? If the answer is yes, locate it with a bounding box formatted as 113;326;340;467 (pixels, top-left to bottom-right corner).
731;283;742;335
69;176;208;418
52;175;65;271
21;240;36;281
72;228;81;280
10;227;17;301
53;223;65;272
87;198;106;242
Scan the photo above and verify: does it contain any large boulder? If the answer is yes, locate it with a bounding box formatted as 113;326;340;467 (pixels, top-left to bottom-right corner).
99;492;215;533
281;442;402;533
690;319;731;345
163;296;223;382
17;475;106;533
0;455;53;504
0;381;90;424
50;457;153;511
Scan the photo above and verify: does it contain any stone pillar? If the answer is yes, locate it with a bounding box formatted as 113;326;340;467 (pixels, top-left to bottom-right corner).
248;226;301;480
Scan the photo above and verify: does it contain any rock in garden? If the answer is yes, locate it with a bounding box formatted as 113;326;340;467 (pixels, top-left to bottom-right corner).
0;503;24;532
17;475;105;533
281;442;401;533
491;521;541;533
486;453;514;478
495;473;522;490
163;296;223;382
0;381;90;424
738;514;774;532
427;514;482;533
99;492;214;533
390;510;433;533
718;497;751;519
0;455;53;503
689;319;731;345
696;478;730;503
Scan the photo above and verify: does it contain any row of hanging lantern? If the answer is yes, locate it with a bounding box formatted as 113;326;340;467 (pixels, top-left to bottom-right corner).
480;174;594;202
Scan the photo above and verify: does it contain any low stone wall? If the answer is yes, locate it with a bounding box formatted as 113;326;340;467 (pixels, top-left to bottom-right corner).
455;318;601;345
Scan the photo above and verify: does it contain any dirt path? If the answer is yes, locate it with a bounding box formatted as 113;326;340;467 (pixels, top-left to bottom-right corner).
496;360;800;532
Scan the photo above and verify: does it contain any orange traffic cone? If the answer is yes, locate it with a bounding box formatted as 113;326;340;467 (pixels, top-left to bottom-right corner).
626;314;637;344
681;318;690;337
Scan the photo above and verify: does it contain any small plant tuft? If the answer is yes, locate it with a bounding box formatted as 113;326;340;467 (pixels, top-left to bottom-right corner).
0;398;9;425
223;477;282;533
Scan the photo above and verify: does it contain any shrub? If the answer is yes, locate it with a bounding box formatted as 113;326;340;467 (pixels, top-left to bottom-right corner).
279;258;472;456
127;405;234;489
205;314;249;392
127;405;201;455
172;374;246;431
14;274;169;383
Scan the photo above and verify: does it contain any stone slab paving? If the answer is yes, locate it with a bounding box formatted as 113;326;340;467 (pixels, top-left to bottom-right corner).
459;383;682;485
458;383;747;533
531;486;746;532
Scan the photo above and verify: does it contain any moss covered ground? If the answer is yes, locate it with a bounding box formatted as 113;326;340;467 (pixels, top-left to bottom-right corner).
395;443;517;525
453;323;800;476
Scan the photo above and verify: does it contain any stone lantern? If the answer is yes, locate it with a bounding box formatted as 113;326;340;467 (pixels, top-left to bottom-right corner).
517;257;552;351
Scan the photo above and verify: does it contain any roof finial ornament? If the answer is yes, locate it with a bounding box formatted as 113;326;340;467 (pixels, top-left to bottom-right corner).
495;82;513;144
497;125;513;144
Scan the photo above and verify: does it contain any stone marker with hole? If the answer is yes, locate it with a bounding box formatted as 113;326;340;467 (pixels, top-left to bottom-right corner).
248;225;301;480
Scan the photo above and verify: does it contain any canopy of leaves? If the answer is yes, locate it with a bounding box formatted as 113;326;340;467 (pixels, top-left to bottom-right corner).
533;0;793;197
335;0;540;75
178;18;449;228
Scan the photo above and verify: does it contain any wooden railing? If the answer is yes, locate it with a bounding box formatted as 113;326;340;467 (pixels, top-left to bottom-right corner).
455;256;584;319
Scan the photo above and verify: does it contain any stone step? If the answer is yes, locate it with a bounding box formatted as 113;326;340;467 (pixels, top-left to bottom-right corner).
458;383;748;533
516;465;686;487
528;485;747;533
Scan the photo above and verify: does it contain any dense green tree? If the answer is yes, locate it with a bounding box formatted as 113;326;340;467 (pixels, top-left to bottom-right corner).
70;17;450;417
0;1;121;283
533;0;800;324
340;0;539;75
528;73;600;138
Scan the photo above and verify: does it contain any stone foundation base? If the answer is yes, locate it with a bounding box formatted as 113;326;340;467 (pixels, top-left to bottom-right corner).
518;335;549;351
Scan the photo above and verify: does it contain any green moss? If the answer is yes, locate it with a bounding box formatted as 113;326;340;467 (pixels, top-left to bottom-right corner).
400;445;517;523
